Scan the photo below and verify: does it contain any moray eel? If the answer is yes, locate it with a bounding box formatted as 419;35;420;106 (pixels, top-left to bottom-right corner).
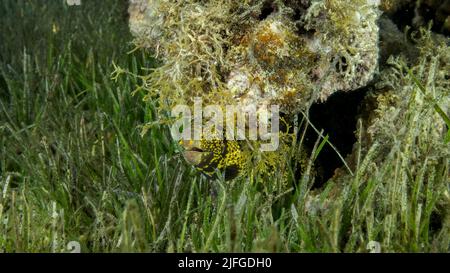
181;139;246;180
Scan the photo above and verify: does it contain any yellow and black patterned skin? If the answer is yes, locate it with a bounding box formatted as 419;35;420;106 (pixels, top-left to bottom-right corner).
181;138;246;180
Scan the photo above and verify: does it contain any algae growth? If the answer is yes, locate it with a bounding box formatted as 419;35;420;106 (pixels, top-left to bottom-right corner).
128;1;449;237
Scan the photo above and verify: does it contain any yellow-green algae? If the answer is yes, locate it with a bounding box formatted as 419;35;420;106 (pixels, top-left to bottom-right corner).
129;0;380;112
128;0;381;179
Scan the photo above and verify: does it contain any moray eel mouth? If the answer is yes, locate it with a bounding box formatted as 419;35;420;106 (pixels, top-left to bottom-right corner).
181;140;215;168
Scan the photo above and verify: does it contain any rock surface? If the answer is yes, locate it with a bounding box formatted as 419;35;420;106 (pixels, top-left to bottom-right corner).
128;0;380;113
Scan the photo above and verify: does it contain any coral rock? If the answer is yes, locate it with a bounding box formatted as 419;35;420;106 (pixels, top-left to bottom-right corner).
129;0;381;113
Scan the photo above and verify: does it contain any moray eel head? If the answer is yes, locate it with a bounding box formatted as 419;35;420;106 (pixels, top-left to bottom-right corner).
180;139;246;180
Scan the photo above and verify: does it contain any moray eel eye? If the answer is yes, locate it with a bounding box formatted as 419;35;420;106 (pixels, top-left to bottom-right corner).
180;139;245;180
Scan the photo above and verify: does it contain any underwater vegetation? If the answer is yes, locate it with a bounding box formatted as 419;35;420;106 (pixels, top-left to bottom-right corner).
128;0;449;251
0;0;448;252
129;0;381;179
128;0;448;181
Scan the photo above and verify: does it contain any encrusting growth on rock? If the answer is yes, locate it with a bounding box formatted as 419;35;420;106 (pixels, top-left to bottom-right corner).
129;0;380;112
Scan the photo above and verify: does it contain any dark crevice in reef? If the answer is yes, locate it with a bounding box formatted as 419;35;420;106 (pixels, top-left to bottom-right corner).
418;0;450;36
302;87;368;188
259;1;276;21
385;0;450;36
389;1;416;32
